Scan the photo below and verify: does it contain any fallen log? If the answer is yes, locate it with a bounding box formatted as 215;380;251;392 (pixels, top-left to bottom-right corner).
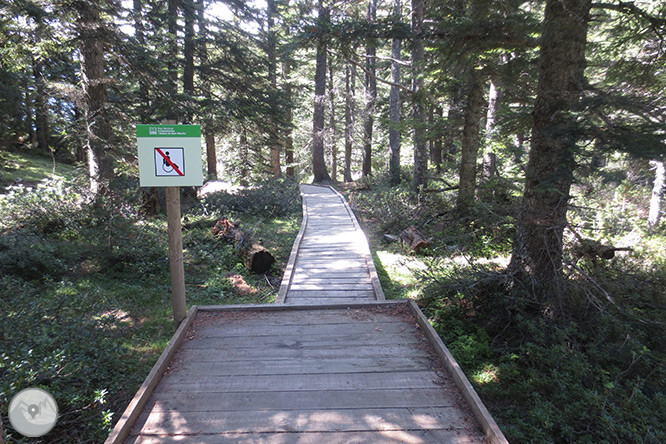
212;218;276;273
399;226;432;253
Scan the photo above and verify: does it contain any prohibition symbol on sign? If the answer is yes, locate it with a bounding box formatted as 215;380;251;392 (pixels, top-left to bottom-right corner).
155;148;185;176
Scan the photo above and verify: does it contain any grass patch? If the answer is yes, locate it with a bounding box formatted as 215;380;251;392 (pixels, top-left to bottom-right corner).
0;150;80;189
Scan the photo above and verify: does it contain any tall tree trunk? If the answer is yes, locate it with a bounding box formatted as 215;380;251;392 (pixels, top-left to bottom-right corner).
456;0;489;214
32;58;50;153
412;0;427;189
166;0;179;122
196;0;217;180
239;129;249;185
388;0;402;185
456;67;486;213
267;0;282;177
362;0;377;177
509;0;592;301
329;64;337;182
283;59;295;178
480;76;501;184
344;63;355;182
182;0;195;124
485;77;501;139
444;89;464;162
205;132;217;179
78;0;114;195
312;3;331;183
648;159;665;229
431;106;443;173
134;0;150;119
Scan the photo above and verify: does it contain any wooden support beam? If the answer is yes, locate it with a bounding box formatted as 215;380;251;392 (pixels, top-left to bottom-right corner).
166;186;186;329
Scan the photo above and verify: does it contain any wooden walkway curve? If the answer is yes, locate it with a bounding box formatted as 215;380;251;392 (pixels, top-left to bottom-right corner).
105;185;509;444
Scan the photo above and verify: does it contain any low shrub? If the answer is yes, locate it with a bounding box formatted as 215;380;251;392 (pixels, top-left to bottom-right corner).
201;178;301;218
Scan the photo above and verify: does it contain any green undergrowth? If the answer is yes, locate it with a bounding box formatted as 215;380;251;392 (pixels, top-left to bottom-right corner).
0;166;301;442
345;171;666;444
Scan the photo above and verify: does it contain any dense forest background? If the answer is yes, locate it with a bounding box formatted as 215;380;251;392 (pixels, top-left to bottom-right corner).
1;0;666;442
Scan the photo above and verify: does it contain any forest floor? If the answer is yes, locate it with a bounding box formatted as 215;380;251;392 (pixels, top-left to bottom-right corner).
0;151;302;442
339;172;666;444
2;150;665;443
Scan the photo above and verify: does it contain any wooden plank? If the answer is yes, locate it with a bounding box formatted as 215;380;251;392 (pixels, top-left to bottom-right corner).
131;406;473;435
143;387;460;412
186;307;404;326
128;429;483;444
172;344;430;361
161;356;434;376
153;370;446;393
184;320;418;338
285;297;376;304
288;284;374;291
290;277;372;284
286;290;376;297
325;186;386;301
183;332;423;350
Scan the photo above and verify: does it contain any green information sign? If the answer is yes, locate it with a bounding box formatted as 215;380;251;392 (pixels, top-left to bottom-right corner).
136;124;203;187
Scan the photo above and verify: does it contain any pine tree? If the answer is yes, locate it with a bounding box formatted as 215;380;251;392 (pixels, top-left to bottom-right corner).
509;0;593;300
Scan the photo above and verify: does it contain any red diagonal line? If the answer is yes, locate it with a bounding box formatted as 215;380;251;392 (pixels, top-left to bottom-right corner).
155;148;184;176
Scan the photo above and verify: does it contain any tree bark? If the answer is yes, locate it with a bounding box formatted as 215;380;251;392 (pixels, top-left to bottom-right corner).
312;3;331;184
456;67;486;213
205;132;217;180
78;0;114;195
431;106;443;173
389;0;402;185
166;0;179;122
196;0;217;180
239;129;250;185
213;218;276;274
412;0;427;189
267;0;282;178
329;63;337;182
485;77;501;140
344;63;356;182
134;0;150;119
283;59;295;178
456;0;489;215
400;226;431;253
648;159;665;229
182;0;195;124
362;0;377;177
509;0;592;301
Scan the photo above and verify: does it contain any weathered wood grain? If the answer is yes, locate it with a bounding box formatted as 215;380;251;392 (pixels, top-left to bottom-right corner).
131;406;474;435
127;429;483;444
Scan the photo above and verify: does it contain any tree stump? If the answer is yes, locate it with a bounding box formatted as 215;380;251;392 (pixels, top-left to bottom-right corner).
399;226;431;253
212;218;276;273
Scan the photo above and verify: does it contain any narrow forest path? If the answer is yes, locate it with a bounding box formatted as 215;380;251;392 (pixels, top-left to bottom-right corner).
277;184;385;304
105;185;508;444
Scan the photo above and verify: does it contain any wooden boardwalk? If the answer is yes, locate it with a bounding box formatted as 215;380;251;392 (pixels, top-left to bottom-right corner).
277;185;385;305
106;185;508;444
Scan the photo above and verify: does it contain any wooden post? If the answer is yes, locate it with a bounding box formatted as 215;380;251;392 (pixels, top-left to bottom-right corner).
166;186;186;329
